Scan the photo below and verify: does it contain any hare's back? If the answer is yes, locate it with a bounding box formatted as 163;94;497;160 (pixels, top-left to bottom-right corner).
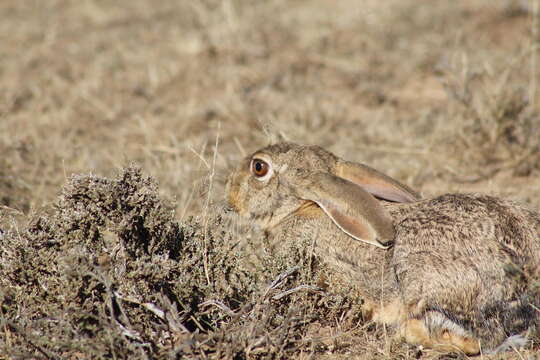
389;193;539;329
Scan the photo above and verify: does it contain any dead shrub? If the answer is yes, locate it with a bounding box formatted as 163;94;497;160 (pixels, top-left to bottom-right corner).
0;166;366;359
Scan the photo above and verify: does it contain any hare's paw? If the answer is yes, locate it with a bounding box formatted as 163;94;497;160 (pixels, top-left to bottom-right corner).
360;298;407;324
400;312;480;355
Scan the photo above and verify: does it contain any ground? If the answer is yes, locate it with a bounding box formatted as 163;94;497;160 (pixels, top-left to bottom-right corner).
0;0;539;359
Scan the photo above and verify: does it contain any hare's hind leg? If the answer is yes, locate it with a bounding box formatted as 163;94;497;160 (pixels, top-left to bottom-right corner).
362;298;481;354
363;299;480;354
400;311;480;355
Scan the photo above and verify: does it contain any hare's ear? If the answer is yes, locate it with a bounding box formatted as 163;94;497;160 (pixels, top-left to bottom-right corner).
336;160;420;203
293;173;395;248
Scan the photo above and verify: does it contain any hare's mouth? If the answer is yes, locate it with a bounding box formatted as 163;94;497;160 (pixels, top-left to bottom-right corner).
225;200;246;217
221;204;236;214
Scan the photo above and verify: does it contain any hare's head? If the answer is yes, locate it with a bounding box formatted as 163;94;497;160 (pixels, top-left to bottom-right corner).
226;142;420;248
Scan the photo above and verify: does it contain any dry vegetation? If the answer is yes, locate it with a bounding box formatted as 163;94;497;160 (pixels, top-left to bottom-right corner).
1;0;540;359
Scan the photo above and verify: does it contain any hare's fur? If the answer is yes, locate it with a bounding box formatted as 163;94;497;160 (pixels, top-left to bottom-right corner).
226;142;540;354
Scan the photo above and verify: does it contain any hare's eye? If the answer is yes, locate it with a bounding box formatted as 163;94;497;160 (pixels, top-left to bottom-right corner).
251;158;271;180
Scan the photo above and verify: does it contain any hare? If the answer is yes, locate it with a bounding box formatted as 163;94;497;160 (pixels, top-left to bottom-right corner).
226;142;540;355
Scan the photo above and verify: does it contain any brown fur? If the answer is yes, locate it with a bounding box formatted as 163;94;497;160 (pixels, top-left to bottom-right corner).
226;142;540;354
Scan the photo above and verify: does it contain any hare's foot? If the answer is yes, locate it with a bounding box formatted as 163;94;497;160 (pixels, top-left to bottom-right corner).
400;313;480;355
361;299;480;354
360;298;405;323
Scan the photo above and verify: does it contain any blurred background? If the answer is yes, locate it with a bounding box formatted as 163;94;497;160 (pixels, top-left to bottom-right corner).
1;0;540;217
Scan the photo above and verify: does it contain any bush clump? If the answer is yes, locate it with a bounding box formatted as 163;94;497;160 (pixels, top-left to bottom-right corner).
0;166;364;359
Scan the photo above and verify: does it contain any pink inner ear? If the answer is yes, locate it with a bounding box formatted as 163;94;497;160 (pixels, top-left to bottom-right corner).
338;161;420;203
321;200;373;240
315;199;392;249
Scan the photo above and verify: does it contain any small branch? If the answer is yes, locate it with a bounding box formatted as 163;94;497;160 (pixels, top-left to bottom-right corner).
263;266;300;298
114;291;190;333
188;145;210;169
201;300;235;317
115;319;144;342
233;136;246;157
246;336;268;354
530;0;539;111
141;302;165;319
202;121;221;286
272;285;324;300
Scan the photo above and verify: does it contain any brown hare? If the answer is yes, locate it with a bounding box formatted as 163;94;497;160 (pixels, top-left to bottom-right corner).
226;142;540;355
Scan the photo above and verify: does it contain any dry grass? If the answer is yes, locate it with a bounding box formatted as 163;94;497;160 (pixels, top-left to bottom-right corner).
1;0;540;359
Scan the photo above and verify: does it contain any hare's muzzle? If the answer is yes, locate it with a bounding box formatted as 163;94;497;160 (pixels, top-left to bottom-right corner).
225;166;248;216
